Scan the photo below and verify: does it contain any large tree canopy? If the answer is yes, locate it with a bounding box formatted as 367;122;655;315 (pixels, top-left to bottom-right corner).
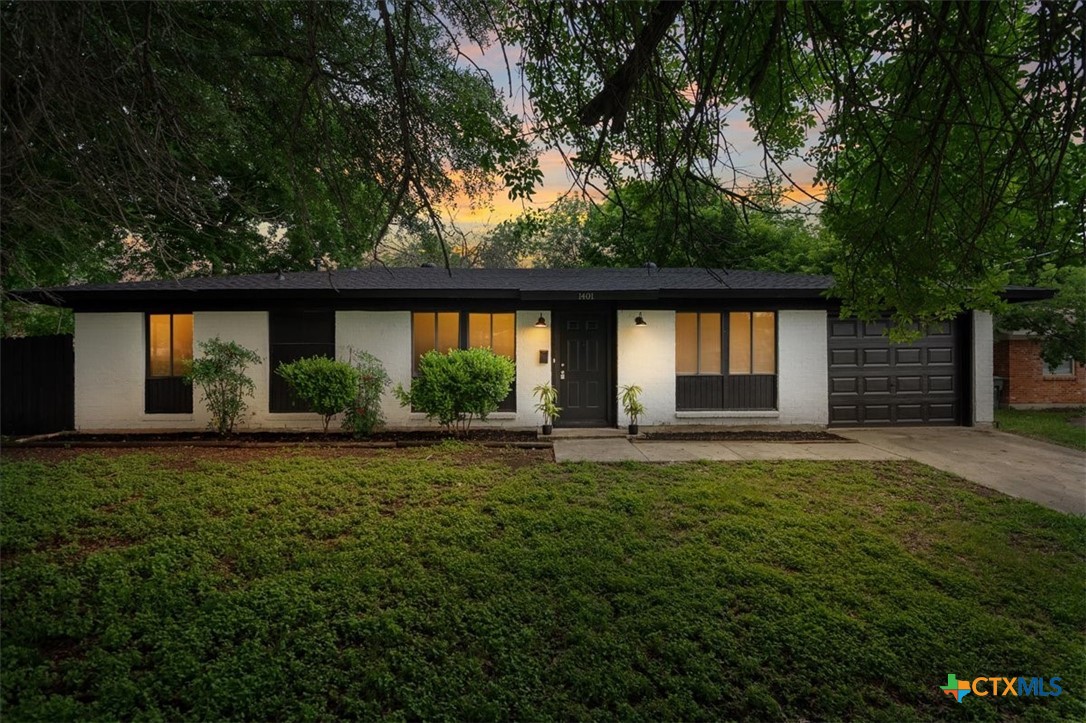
511;0;1084;323
2;0;1083;330
1;0;536;288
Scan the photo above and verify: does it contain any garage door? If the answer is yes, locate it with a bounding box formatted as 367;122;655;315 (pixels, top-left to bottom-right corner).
828;317;960;426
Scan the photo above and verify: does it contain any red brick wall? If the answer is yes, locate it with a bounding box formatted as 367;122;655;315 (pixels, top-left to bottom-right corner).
994;338;1086;406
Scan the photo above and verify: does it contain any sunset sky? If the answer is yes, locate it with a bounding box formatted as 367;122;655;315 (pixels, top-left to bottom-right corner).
441;40;825;233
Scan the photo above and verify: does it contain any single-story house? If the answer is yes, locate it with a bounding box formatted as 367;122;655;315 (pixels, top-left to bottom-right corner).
17;267;1050;432
994;330;1086;408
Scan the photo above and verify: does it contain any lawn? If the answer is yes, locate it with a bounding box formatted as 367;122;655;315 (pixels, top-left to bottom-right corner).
996;406;1086;451
2;445;1083;721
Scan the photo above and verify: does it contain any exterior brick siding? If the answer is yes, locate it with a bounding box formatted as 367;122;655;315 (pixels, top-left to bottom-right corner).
994;338;1086;406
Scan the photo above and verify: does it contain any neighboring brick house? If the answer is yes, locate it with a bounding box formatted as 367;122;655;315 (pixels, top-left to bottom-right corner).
994;331;1086;408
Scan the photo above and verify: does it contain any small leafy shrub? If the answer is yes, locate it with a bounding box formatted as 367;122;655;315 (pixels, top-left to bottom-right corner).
277;356;360;432
394;347;515;435
185;337;262;436
342;349;390;438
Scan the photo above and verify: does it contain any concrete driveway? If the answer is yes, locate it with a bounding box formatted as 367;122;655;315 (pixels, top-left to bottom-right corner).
836;427;1086;516
552;427;1086;515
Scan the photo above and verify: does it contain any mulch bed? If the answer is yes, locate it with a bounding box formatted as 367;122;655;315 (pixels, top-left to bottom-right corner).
642;430;849;442
10;429;547;448
3;443;554;468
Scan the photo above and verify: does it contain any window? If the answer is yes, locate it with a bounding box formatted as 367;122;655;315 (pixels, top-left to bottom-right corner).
146;313;193;413
729;311;776;374
269;310;335;413
1045;356;1075;377
412;312;460;374
468;312;515;360
676;311;776;411
675;312;721;374
412;311;516;410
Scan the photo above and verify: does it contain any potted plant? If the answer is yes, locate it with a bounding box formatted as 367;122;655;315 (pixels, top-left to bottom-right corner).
532;382;561;435
619;384;645;435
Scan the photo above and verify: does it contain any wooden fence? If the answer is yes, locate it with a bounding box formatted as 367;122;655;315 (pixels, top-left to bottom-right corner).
1;334;75;436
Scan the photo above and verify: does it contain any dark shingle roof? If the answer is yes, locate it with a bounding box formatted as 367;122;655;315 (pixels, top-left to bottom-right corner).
18;267;837;308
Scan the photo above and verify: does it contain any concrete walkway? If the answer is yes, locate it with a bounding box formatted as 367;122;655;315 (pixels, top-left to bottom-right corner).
552;428;1086;515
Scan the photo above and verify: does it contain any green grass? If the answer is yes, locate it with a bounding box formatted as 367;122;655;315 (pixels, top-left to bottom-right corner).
996;407;1086;451
2;446;1084;721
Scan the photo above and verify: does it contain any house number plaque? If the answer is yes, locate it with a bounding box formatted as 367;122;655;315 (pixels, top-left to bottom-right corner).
578;292;595;300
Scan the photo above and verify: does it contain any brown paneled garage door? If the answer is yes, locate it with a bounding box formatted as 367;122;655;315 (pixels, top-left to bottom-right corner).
828;317;961;426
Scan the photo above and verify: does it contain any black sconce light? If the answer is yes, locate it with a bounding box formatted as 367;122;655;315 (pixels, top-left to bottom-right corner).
634;313;647;327
534;314;548;328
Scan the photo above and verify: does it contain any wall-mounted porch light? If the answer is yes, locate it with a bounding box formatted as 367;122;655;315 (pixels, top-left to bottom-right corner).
634;313;648;327
534;314;548;328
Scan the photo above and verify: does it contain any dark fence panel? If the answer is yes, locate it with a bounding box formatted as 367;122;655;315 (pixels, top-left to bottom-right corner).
1;334;75;435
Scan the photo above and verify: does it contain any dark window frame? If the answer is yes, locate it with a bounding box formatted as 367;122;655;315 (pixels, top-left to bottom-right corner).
145;312;194;414
411;310;517;411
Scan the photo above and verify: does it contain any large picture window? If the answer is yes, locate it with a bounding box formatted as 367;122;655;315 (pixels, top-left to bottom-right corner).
676;311;776;411
412;311;516;410
145;313;193;413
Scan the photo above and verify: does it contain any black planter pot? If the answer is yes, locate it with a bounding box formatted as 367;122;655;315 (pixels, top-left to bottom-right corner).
541;424;553;436
628;424;639;435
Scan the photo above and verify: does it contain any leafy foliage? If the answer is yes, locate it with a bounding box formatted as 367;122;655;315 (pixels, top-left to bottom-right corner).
509;0;1084;325
998;266;1086;368
277;357;360;433
2;450;1083;720
531;382;561;425
185;337;262;435
619;384;645;426
0;1;536;290
342;349;391;438
394;348;515;435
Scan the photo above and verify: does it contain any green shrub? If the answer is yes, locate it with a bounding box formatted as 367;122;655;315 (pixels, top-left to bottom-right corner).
342;349;390;438
277;356;360;432
185;337;262;436
394;347;515;435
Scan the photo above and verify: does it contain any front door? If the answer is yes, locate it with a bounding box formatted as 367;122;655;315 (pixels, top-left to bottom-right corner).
553;311;613;427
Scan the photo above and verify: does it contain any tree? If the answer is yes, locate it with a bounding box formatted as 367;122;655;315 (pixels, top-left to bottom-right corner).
4;0;1082;332
508;0;1084;325
1;1;537;291
998;266;1086;369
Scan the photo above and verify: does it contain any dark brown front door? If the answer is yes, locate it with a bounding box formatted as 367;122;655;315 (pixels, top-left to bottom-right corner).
553;311;613;427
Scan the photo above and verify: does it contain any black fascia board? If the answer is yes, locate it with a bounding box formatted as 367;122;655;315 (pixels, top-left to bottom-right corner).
999;287;1056;302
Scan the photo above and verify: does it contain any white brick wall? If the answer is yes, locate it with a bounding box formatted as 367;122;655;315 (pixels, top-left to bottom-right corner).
616;309;676;426
615;308;829;427
74;306;834;431
336;309;552;429
777;310;830;425
972;310;994;425
74;312;170;430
